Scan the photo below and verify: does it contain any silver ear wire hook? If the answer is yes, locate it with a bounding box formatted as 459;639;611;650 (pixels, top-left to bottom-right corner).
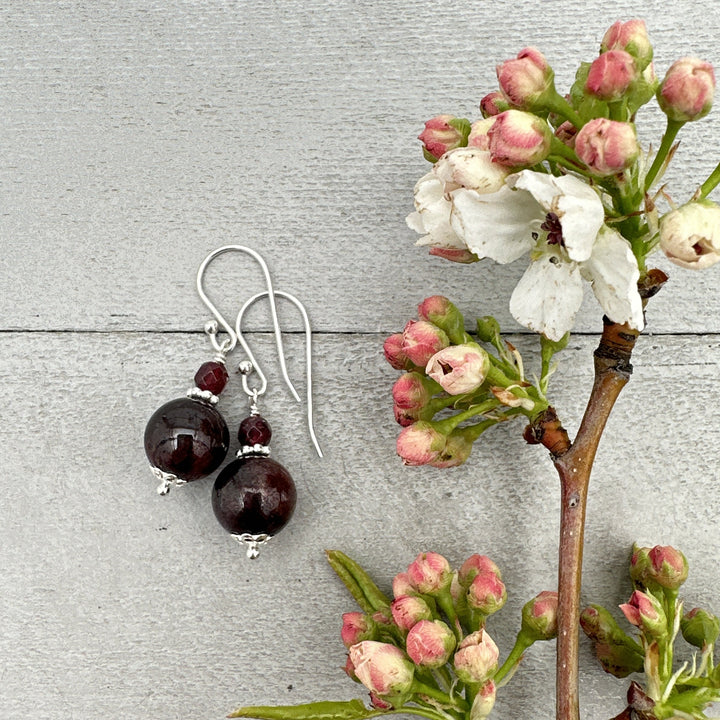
236;290;323;458
196;247;298;403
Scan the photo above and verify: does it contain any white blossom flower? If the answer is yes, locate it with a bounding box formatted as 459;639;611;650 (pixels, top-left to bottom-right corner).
448;170;644;340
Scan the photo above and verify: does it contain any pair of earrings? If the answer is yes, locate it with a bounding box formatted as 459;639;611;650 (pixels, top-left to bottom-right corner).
143;246;322;559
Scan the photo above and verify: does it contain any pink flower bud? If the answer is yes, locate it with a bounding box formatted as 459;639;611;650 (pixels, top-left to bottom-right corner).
657;57;715;122
601;19;653;71
629;545;652;584
453;629;499;684
458;555;502;587
349;641;415;699
488;110;552;168
392;572;417;599
426;343;490;395
480;91;511;117
384;333;416;371
392;372;432;411
407;552;453;595
369;694;394;710
620;590;667;638
341;612;375;648
467;572;507;615
660;201;720;269
396;422;447;466
467;118;495;150
647;545;688;590
344;653;359;681
497;47;554;109
372;608;394;626
554;120;577;147
470;681;496;720
406;619;456;668
391;595;433;631
521;590;559;641
428;431;474;468
574;118;639;176
402;320;450;367
681;607;720;649
419;115;469;162
428;247;479;264
585;50;639;101
394;404;421;427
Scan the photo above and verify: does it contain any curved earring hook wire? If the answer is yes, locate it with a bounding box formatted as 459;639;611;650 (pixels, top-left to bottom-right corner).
196;245;299;401
236;290;323;458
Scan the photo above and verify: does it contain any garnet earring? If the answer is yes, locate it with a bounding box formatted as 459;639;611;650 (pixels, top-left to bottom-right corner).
212;288;323;559
143;245;293;495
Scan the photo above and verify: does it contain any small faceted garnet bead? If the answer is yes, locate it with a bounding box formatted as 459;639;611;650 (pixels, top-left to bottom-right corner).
144;397;230;482
212;414;296;546
194;361;229;396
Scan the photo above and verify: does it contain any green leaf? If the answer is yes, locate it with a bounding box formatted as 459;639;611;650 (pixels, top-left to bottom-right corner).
230;700;375;720
326;550;391;613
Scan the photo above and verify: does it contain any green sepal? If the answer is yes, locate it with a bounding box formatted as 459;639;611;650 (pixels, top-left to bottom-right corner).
476;316;501;345
422;147;439;164
326;550;392;613
540;332;569;393
229;700;376;720
568;62;610;124
447;117;471;146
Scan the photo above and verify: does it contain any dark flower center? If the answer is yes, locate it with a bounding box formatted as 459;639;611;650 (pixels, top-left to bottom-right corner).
541;212;564;247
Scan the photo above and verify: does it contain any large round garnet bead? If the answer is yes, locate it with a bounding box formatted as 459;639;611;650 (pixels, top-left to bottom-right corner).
212;456;296;536
144;397;229;481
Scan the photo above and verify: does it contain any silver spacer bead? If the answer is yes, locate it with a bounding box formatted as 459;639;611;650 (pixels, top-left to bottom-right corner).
238;360;253;375
151;466;187;495
236;444;271;458
232;533;272;559
186;387;219;405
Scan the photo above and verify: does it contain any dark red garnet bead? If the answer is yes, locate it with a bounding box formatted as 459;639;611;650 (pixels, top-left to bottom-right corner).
144;397;230;481
238;415;272;446
194;361;229;395
212;456;296;536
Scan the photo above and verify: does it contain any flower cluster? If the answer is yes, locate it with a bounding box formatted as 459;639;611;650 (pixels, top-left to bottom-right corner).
409;19;720;340
335;551;557;720
581;544;720;719
385;295;564;467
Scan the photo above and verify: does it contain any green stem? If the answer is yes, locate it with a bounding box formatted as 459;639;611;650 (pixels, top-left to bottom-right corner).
494;633;533;685
412;681;468;711
544;93;584;129
697;157;720;199
437;589;461;641
434;399;501;434
644;118;684;192
384;707;454;720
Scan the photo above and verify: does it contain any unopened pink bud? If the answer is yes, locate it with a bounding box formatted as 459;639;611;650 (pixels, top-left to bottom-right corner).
601;19;653;70
458;555;502;587
453;629;499;684
372;608;394;626
394;404;421;427
555;120;577;147
480;91;511;117
402;320;450;367
586;50;638;101
521;590;559;641
341;612;376;648
392;372;432;411
428;247;479;264
396;422;446;466
470;681;496;720
467;118;495;150
620;590;667;638
428;431;473;468
647;545;688;590
344;653;359;681
369;694;394;710
658;57;715;122
407;552;453;595
660;201;720;269
467;572;507;615
392;572;417;599
384;333;416;371
419;115;468;162
575;118;639;176
349;641;415;699
497;47;554;109
488;110;552;168
406;619;456;668
426;343;490;395
391;595;433;631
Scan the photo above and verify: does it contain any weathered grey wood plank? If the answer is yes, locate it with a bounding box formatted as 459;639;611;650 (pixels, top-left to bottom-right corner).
2;1;720;334
2;331;720;718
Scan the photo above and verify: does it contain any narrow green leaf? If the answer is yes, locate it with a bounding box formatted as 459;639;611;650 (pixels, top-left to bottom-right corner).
326;550;391;612
230;700;374;720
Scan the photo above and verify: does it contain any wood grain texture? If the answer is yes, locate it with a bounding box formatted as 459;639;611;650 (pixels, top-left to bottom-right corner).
2;331;720;718
3;1;720;718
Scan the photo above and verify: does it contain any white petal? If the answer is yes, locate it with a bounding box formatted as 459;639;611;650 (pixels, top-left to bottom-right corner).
580;226;644;330
509;255;584;341
511;170;560;211
554;175;605;262
435;147;510;194
408;173;466;249
450;185;541;264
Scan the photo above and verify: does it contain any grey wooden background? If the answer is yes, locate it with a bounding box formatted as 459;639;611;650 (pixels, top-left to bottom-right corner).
3;2;720;718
